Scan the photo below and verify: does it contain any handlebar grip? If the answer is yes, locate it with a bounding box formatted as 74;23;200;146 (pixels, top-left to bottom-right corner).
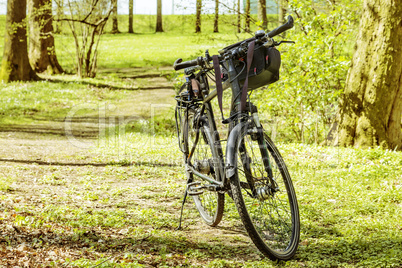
173;58;199;71
267;15;294;38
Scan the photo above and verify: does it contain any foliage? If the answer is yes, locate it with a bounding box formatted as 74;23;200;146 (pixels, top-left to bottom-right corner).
255;0;362;144
55;0;112;78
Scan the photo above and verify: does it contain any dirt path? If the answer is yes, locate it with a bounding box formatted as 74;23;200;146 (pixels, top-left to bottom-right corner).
0;69;262;267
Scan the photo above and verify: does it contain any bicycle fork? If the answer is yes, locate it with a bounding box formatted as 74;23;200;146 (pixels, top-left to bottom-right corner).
250;111;279;199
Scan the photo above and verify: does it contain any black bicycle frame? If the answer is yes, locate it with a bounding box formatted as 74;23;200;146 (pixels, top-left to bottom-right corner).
187;56;273;191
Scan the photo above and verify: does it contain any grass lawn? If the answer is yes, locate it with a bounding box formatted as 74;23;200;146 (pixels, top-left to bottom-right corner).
0;128;401;267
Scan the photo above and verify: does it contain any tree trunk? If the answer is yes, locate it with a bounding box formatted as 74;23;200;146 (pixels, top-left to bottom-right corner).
55;0;63;34
128;0;133;33
111;0;120;33
156;0;163;32
258;0;267;30
237;0;240;33
245;0;250;33
278;0;287;24
195;0;201;33
213;0;218;33
0;0;38;82
339;0;402;150
28;0;63;74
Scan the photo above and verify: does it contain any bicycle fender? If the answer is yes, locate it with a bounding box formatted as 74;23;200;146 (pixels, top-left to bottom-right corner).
225;121;249;179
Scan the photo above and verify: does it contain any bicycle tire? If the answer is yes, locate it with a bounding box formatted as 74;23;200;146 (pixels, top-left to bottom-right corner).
229;129;300;260
183;109;224;227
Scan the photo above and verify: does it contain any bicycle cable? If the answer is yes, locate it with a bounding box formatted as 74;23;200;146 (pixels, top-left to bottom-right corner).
229;60;246;83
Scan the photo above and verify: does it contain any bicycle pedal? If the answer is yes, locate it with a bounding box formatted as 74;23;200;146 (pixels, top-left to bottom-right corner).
187;182;204;196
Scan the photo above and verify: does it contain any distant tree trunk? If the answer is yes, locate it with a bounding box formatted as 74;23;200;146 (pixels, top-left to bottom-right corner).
111;0;120;33
0;0;38;82
339;0;402;150
156;0;163;32
195;0;202;33
278;0;287;24
213;0;218;33
55;0;63;34
128;0;133;33
245;0;250;33
258;0;267;30
28;0;63;74
237;0;240;33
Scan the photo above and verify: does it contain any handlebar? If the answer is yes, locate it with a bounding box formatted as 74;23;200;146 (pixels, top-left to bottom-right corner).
174;57;202;71
173;15;294;71
267;15;294;38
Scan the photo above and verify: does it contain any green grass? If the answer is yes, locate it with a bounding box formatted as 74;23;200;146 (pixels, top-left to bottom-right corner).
55;31;251;71
2;130;401;267
0;14;280;71
0;77;128;125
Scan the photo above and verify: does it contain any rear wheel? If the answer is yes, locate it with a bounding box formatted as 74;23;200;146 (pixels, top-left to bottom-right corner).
184;109;224;226
230;128;300;260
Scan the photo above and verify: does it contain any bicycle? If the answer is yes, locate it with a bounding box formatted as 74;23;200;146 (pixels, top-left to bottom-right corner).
173;16;300;261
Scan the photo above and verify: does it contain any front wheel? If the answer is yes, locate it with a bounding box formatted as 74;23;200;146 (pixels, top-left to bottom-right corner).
184;109;224;227
230;130;300;260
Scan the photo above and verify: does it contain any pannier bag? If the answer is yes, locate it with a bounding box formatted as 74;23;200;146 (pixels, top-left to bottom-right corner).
223;44;281;90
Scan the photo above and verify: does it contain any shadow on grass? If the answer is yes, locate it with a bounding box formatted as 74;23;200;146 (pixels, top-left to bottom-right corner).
0;123;99;137
5;221;401;266
0;223;260;266
0;158;179;168
44;76;173;91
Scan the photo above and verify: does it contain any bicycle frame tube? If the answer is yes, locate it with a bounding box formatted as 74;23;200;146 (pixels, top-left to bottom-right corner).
204;102;225;184
201;58;246;183
186;73;226;187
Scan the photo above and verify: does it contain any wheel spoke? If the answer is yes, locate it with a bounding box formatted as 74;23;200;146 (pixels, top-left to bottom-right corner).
183;110;224;227
231;131;299;259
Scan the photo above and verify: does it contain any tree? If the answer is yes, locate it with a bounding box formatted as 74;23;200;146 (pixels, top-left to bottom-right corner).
28;0;63;74
60;0;112;78
195;0;202;33
0;0;38;82
128;0;133;33
258;0;267;30
111;0;120;33
244;0;250;32
55;0;63;33
237;0;240;33
278;0;287;24
213;0;219;33
156;0;163;32
339;0;402;150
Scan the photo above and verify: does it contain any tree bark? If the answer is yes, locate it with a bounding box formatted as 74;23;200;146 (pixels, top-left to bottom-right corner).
195;0;201;33
128;0;133;33
258;0;267;30
111;0;120;33
213;0;218;33
245;0;250;33
0;0;38;82
156;0;163;32
278;0;287;24
237;0;240;33
339;0;402;150
28;0;63;74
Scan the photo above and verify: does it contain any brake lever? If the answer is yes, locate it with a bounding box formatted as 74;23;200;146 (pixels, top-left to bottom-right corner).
275;40;296;46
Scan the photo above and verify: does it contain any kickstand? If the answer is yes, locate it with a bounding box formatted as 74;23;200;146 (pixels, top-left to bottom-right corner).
176;185;189;230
